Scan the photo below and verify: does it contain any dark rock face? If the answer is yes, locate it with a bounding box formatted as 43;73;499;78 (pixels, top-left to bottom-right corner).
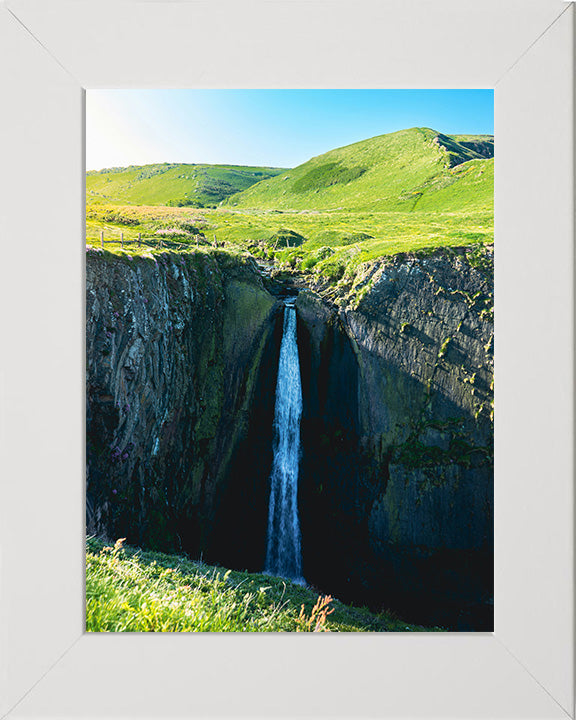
206;308;284;571
86;249;278;555
296;246;494;629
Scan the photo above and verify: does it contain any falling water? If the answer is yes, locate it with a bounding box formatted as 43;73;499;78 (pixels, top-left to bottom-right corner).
264;299;304;583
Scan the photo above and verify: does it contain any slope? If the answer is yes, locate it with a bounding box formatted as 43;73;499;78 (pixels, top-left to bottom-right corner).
86;163;287;208
86;537;441;632
225;127;493;212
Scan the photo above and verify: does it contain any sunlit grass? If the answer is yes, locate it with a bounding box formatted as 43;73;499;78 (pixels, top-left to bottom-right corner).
85;128;493;288
86;163;286;208
86;538;442;632
85;203;492;291
225;128;493;213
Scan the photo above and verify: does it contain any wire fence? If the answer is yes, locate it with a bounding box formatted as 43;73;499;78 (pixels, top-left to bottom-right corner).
96;230;224;252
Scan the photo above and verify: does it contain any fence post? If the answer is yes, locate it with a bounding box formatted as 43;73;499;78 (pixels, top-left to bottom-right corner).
100;230;104;249
213;234;217;248
138;233;141;248
121;232;124;249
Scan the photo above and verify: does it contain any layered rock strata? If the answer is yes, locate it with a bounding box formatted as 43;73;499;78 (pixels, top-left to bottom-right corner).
296;246;494;629
86;249;277;552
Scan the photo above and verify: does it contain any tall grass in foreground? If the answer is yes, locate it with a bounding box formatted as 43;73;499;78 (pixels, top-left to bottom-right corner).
86;538;441;632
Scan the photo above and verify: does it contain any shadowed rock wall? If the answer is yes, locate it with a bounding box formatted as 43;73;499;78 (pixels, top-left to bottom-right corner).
296;246;494;629
86;249;278;554
86;244;493;629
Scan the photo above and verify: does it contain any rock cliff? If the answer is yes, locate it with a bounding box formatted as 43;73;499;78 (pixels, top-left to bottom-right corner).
86;249;278;552
86;243;493;629
295;245;493;629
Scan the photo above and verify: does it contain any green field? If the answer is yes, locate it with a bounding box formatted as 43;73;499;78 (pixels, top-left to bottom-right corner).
86;538;440;632
85;127;493;294
86;203;493;291
87;163;286;208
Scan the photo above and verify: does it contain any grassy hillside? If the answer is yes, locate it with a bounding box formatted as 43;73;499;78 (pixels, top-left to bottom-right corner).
86;538;441;632
225;127;493;212
86;204;493;295
85;127;493;294
86;163;286;208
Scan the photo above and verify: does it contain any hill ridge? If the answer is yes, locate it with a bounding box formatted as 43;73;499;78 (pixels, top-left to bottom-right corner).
85;127;493;214
225;126;493;213
86;162;288;208
87;161;286;175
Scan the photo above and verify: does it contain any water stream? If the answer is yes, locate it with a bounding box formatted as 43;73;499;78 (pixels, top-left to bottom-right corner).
264;299;304;583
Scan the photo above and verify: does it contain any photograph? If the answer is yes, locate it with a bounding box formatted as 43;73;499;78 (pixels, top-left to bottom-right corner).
85;89;494;632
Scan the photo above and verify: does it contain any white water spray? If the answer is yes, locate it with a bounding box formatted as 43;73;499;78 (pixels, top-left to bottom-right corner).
264;299;304;582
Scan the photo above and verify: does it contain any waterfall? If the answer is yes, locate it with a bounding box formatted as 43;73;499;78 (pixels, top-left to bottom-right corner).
264;299;304;583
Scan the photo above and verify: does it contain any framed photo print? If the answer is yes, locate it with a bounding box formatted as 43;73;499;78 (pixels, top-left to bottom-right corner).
0;0;573;718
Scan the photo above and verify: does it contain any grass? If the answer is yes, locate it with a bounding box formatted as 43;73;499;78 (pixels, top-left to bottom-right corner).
86;203;493;292
84;126;493;296
86;537;441;632
87;163;286;208
225;127;493;213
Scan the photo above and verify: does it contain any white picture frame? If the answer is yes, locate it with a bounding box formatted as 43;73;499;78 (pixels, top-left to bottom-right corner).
0;0;573;717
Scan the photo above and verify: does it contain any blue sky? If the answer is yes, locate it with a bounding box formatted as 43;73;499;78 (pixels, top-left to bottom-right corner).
86;89;493;171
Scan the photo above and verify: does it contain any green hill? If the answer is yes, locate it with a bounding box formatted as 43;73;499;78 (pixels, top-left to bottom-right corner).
86;163;287;208
225;127;493;212
85;127;493;290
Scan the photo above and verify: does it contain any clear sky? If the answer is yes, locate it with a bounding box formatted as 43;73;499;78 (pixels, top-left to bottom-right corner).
86;89;493;171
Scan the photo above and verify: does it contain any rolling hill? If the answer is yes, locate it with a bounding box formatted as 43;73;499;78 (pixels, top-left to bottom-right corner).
225;127;493;213
85;127;493;286
86;163;287;208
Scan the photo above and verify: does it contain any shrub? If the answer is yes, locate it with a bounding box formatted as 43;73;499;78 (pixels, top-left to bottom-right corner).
268;228;306;249
341;231;374;245
301;246;335;272
317;256;345;282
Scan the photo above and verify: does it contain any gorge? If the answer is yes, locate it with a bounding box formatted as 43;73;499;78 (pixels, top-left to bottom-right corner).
86;242;493;630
